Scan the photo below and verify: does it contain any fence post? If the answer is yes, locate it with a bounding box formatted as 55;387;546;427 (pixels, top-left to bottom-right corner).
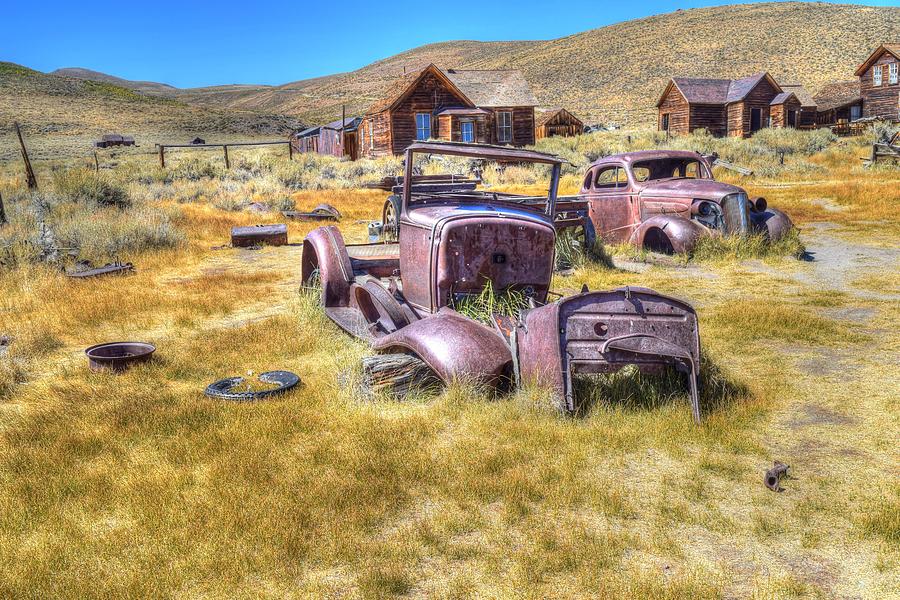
0;191;6;226
288;141;293;160
14;122;38;190
158;145;166;168
94;151;100;173
223;145;230;169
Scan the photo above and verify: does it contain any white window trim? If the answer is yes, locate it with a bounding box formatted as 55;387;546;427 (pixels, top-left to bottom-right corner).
497;111;512;143
415;113;431;141
890;62;898;85
460;120;475;143
873;64;883;87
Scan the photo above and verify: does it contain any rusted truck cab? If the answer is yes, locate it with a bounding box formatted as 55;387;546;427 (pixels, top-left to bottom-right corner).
580;150;793;253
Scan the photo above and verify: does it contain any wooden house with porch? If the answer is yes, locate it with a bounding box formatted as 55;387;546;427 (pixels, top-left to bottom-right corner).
291;117;361;160
656;73;805;138
357;64;538;158
814;81;863;127
855;43;900;121
534;108;584;139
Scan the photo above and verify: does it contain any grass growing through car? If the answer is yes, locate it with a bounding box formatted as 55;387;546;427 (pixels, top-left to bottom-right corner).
0;132;897;598
453;279;530;324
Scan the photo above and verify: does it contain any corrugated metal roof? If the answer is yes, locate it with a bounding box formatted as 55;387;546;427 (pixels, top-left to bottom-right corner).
322;116;361;131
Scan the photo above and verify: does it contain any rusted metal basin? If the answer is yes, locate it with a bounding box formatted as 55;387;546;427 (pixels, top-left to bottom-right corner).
231;224;288;247
85;341;156;372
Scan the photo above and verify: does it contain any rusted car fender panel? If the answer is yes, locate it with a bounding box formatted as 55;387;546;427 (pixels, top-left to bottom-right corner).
629;215;710;253
517;287;701;421
372;308;512;386
751;208;793;241
301;226;353;307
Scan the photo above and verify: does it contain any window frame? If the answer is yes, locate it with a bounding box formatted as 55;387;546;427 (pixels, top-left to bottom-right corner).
873;64;883;87
460;119;475;143
497;111;513;143
661;113;670;131
593;165;625;190
415;113;432;141
890;62;898;85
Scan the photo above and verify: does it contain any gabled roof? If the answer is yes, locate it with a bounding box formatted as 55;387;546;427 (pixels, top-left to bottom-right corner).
535;107;583;128
364;64;474;115
322;116;361;131
813;80;862;112
780;84;816;108
770;92;797;106
854;43;900;77
659;73;782;107
294;125;321;138
442;69;539;107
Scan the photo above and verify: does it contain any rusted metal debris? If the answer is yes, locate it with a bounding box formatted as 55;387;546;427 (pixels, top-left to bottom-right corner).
765;461;790;491
66;261;135;279
231;224;288;247
282;203;342;222
302;142;705;420
204;370;300;401
85;341;155;372
579;150;791;253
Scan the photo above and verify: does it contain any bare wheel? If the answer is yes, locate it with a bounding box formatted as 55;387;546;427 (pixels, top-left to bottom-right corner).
382;195;401;243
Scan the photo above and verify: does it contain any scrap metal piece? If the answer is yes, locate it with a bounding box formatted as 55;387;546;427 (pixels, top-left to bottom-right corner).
66;261;135;279
231;224;288;247
85;341;155;372
516;287;701;420
204;370;301;401
765;461;790;492
282;203;342;222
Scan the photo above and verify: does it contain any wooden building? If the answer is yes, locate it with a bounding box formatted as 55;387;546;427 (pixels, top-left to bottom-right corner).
814;81;863;126
656;73;806;138
534;108;583;139
357;64;538;158
291;117;361;160
779;84;818;128
855;43;900;121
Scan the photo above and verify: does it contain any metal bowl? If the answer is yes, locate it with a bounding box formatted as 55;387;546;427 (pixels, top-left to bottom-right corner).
85;341;156;373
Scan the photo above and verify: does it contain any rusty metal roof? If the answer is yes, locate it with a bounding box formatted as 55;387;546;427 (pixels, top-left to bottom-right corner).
406;141;566;164
769;92;797;106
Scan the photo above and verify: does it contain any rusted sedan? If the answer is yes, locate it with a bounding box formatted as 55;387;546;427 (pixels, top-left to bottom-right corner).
301;142;704;420
580;150;793;253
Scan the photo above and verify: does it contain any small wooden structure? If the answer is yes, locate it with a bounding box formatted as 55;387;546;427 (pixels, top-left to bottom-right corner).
94;134;136;148
855;43;900;121
534;108;583;139
769;92;803;128
357;64;538;158
656;73;802;138
779;84;818;128
814;80;864;129
291;116;361;160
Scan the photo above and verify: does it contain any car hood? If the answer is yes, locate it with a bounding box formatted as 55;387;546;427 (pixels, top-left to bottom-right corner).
638;179;745;202
407;203;553;229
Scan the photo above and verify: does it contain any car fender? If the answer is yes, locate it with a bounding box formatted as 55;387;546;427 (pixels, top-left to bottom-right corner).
372;308;512;387
630;215;709;253
751;208;793;241
301;226;353;307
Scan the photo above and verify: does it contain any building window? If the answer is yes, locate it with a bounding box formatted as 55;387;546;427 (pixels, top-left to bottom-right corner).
497;111;512;143
850;105;862;122
460;120;474;143
661;113;670;131
873;64;883;87
890;62;898;85
416;113;431;140
369;123;374;150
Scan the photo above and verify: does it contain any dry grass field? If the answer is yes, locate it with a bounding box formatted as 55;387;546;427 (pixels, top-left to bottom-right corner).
0;129;898;598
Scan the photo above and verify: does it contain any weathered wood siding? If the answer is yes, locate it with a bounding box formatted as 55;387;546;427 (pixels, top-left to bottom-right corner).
657;85;690;134
770;97;802;128
359;112;394;158
860;51;900;120
389;72;469;154
689;104;727;136
727;102;745;137
535;110;583;139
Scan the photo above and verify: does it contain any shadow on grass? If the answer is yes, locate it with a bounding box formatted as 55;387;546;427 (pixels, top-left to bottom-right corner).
572;354;750;418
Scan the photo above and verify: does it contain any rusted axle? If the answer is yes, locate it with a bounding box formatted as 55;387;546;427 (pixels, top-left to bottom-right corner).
765;461;790;491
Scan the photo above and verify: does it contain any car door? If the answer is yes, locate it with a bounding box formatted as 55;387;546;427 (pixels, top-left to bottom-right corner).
587;164;634;243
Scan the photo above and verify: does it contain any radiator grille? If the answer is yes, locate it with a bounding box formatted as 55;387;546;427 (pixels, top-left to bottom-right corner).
721;194;750;235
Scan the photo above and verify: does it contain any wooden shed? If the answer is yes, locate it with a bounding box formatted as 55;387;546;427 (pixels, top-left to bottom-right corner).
357;64;538;158
534;108;583;139
291;117;361;160
779;84;817;128
769;92;802;128
656;73;791;138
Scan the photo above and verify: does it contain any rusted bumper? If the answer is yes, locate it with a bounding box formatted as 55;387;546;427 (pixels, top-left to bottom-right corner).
515;287;701;421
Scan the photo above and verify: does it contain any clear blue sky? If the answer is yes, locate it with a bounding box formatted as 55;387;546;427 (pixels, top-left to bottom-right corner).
2;1;895;88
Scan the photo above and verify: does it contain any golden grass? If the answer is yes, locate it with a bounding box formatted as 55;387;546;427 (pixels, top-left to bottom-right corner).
0;142;898;598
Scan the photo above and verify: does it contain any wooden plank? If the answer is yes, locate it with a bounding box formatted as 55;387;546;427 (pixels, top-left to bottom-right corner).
14;122;38;190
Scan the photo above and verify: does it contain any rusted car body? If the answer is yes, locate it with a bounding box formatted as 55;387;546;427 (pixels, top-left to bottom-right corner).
302;142;703;420
580;150;792;253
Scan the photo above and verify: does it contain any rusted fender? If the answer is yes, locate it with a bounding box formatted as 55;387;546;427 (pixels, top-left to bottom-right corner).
301;226;353;307
372;308;512;387
751;207;793;241
629;215;710;253
516;287;702;422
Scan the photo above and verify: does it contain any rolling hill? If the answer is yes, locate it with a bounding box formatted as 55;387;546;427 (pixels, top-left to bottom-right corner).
164;2;900;124
0;63;303;160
